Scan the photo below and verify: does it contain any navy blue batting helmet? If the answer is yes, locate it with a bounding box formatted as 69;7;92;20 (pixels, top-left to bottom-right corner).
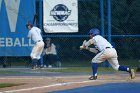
89;28;100;36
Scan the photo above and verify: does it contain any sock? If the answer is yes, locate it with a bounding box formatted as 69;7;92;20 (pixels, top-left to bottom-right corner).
119;66;129;72
92;63;98;76
33;59;38;66
39;55;44;66
38;58;43;67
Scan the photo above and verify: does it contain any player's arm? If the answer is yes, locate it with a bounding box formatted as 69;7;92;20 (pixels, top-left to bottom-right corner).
88;48;98;53
80;39;93;50
27;32;31;40
84;39;93;47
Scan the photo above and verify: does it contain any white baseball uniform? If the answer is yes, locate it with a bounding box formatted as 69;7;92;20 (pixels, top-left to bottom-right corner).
85;35;120;70
28;27;44;60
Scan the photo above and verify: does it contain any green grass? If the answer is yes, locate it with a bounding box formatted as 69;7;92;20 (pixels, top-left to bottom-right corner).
0;71;28;74
0;83;25;88
60;59;139;67
47;67;118;73
119;59;140;67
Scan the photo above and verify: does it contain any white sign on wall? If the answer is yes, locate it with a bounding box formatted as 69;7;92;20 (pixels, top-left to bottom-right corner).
43;0;78;33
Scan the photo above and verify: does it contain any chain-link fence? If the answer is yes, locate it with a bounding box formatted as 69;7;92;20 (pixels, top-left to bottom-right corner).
0;0;140;68
1;36;139;68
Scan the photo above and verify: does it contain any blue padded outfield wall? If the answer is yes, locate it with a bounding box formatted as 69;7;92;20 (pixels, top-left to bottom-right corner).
0;0;35;56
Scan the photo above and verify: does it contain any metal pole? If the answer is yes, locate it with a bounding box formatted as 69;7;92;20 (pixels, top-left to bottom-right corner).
100;0;105;37
107;0;111;43
39;0;43;66
39;0;43;30
107;0;111;67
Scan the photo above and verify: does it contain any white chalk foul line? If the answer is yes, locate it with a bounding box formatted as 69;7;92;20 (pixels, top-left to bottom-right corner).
0;79;127;93
0;78;45;80
0;83;64;93
0;76;88;80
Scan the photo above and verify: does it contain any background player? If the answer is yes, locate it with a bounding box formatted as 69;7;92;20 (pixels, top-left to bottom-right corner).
80;28;135;80
26;22;44;69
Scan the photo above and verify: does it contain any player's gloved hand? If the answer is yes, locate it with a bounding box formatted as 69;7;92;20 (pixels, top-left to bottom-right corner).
80;46;89;50
80;46;85;50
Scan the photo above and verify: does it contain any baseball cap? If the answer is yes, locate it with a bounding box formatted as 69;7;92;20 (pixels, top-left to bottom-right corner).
26;21;33;28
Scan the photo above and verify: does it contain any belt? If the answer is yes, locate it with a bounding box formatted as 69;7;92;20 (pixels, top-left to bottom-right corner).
35;40;41;44
106;47;111;49
37;40;41;42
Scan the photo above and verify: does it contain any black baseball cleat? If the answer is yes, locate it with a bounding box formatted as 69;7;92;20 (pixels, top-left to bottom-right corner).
89;76;97;80
129;69;135;79
31;65;38;70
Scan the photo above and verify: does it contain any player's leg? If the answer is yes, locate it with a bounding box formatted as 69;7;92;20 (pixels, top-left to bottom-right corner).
30;45;38;69
35;42;44;59
119;66;135;79
38;55;44;68
32;59;38;69
108;58;135;79
90;51;106;80
108;49;130;71
89;63;98;80
32;42;44;68
108;48;135;79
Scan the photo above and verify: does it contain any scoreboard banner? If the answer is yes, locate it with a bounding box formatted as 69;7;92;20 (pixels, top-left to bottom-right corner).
43;0;78;33
0;0;35;56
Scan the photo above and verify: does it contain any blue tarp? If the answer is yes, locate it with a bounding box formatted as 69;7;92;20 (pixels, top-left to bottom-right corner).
0;0;35;56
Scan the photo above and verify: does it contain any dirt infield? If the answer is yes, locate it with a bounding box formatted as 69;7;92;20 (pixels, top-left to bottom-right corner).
0;68;140;93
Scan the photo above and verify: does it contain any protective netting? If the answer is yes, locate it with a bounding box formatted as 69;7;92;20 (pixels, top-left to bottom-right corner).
0;0;139;68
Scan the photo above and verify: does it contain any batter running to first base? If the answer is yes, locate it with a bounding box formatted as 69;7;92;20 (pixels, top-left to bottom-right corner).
26;21;44;69
80;28;135;80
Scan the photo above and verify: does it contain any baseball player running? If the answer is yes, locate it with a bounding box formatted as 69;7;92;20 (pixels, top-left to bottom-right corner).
26;22;44;69
80;28;135;80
